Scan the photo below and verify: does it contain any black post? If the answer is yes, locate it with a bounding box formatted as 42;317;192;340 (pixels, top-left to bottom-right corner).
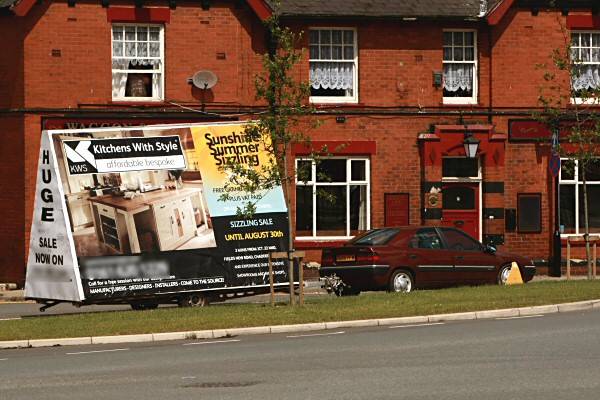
550;126;562;277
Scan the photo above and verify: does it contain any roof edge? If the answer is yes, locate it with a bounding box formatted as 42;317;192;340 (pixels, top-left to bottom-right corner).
246;0;272;21
7;0;35;16
4;0;274;19
486;0;515;25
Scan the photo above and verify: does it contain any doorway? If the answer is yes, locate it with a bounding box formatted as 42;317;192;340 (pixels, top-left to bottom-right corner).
442;183;480;240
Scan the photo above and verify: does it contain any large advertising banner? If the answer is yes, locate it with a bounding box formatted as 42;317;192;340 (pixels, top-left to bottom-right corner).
25;122;291;302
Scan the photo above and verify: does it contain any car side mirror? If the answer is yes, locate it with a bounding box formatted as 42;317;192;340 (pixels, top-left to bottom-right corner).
484;244;497;254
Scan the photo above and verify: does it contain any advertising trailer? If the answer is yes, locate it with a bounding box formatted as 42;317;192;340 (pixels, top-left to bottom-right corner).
24;122;294;310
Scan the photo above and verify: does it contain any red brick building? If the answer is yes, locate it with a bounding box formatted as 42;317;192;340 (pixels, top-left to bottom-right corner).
1;0;599;285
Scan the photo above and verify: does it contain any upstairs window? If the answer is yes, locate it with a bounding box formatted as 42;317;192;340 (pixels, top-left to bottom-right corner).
570;32;600;102
112;24;164;101
309;28;358;103
443;30;477;104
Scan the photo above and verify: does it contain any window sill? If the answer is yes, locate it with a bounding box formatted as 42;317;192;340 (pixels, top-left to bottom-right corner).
442;98;478;106
110;99;165;106
570;98;600;105
310;97;359;105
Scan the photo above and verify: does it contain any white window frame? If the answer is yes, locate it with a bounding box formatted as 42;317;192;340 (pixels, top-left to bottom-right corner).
442;29;478;105
295;157;370;240
570;31;600;105
440;156;482;182
308;27;358;104
559;158;600;236
111;23;165;102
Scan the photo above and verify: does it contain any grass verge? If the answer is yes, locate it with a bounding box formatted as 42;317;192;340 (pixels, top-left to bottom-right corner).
1;280;600;341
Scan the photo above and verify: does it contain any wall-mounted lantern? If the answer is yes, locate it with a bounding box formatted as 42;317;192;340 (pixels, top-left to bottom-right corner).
463;129;480;158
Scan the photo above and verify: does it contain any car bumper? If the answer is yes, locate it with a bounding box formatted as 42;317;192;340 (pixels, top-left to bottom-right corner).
319;265;391;289
522;265;536;282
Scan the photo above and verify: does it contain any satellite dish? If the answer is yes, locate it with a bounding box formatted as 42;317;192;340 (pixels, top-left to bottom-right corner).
191;70;218;90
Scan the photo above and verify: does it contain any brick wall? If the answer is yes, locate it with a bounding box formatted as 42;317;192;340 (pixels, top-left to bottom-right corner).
0;116;25;284
1;2;595;282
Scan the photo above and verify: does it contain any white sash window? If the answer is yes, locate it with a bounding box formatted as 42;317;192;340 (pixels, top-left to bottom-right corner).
571;32;600;103
112;24;164;101
309;28;358;103
443;30;477;105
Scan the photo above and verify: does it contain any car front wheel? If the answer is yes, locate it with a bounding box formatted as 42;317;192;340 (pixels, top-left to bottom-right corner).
498;264;512;285
389;270;413;293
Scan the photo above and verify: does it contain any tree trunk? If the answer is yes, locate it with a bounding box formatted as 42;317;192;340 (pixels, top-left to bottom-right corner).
282;150;295;305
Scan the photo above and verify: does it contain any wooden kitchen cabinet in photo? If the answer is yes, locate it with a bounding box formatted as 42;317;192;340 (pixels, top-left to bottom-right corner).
66;192;93;230
98;205;120;251
152;197;196;251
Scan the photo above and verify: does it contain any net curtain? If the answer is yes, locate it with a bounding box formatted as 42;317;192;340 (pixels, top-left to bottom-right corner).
443;64;473;92
310;62;354;91
572;65;600;91
112;38;162;99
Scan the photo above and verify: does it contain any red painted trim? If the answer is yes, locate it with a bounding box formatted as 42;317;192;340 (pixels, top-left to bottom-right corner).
434;124;494;134
567;15;600;29
293;140;376;156
245;0;272;21
107;7;171;23
11;0;36;17
487;0;515;26
423;124;504;167
294;240;346;249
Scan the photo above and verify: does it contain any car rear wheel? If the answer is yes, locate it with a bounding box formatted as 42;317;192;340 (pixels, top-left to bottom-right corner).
498;264;512;285
389;270;413;293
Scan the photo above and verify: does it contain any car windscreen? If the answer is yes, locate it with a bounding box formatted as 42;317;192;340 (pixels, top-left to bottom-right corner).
349;228;401;246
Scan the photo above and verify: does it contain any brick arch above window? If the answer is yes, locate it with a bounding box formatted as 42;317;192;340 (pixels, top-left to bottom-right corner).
107;7;171;23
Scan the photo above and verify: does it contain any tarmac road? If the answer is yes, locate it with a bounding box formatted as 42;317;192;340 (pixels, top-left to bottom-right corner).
1;308;599;400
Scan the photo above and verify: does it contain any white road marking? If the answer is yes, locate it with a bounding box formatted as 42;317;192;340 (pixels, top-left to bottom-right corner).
388;322;445;329
0;358;8;361
66;348;129;355
181;376;196;380
287;331;345;338
496;314;544;320
183;339;241;346
0;318;22;321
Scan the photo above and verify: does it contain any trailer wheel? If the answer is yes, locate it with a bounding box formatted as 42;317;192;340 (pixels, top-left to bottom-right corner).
178;294;210;307
130;301;159;310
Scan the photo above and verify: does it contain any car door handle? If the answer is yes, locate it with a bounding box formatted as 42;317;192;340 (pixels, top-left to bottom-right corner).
456;256;464;260
409;254;418;259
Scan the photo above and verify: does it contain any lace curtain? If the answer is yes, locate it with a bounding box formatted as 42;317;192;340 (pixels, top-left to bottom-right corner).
112;59;162;99
572;65;600;91
310;61;354;90
443;64;473;92
111;35;162;98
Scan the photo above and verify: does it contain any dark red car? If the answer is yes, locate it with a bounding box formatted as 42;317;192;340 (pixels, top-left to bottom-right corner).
320;227;536;295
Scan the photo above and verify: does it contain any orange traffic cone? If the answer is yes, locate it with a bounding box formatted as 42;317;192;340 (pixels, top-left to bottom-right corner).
506;261;524;285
